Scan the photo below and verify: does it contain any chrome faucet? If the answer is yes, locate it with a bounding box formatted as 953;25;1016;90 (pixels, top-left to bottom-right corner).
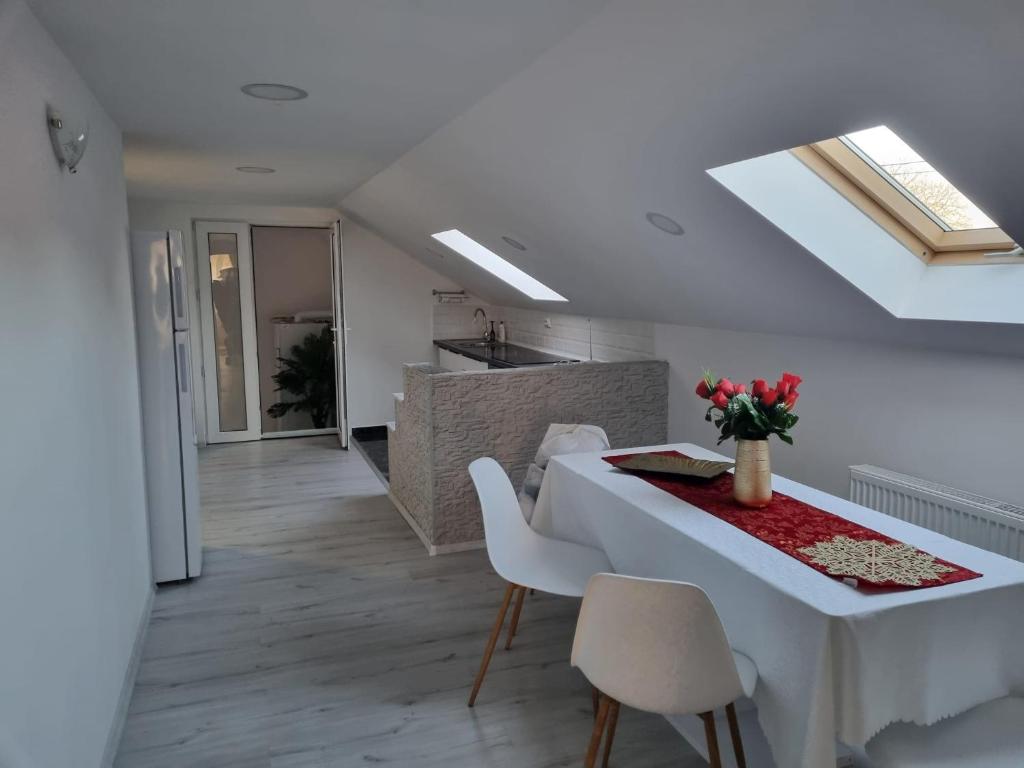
473;307;488;339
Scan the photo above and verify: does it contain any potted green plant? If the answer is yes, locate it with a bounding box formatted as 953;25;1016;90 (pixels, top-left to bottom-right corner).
267;326;337;429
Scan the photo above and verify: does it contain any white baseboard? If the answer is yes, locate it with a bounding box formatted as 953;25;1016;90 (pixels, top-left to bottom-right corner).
430;538;486;556
102;585;154;767
387;490;485;557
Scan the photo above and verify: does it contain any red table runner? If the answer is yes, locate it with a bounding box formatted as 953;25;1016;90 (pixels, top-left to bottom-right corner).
604;451;981;589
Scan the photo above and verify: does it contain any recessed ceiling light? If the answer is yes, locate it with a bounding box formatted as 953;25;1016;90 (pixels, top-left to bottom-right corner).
501;236;527;251
645;211;685;236
236;166;276;174
432;229;567;302
240;83;308;101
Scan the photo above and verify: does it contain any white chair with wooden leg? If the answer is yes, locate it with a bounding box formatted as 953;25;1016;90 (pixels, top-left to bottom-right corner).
466;457;613;707
571;573;757;768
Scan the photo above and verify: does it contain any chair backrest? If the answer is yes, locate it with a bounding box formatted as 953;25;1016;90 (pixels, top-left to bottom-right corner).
469;457;539;585
571;573;745;716
518;424;611;523
534;424;611;469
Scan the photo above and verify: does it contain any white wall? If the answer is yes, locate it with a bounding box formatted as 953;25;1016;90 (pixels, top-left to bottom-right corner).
654;323;1022;507
436;306;1022;508
0;2;151;765
343;221;461;427
127;199;339;443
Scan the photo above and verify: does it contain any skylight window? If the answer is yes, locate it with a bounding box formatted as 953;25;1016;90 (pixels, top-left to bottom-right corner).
841;126;997;232
707;148;1024;326
775;126;1017;265
432;229;567;301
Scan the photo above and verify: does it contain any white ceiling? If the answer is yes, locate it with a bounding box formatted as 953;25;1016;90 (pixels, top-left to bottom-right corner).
340;0;1024;356
27;0;607;204
27;0;1024;355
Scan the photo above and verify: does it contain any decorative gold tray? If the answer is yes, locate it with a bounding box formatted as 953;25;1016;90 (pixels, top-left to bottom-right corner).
614;453;734;480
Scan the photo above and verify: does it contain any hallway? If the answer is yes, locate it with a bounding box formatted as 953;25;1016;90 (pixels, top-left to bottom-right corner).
115;437;694;767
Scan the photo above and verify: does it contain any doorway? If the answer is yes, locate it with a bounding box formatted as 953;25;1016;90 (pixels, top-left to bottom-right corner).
195;221;347;445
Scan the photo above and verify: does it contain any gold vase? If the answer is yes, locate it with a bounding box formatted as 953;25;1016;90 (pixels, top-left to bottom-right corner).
733;438;772;508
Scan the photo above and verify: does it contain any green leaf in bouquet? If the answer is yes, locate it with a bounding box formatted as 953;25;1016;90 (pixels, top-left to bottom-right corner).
736;394;770;432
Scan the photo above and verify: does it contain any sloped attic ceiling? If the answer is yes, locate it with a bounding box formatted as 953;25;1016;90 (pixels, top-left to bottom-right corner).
26;0;609;204
342;0;1024;357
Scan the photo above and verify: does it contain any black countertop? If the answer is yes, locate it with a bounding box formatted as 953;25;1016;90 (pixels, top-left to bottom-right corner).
435;338;580;368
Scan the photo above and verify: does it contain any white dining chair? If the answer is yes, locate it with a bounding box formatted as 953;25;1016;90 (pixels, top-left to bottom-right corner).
466;457;613;707
866;696;1024;768
571;573;757;768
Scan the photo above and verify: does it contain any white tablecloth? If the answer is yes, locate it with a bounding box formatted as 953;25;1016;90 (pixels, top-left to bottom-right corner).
531;443;1024;768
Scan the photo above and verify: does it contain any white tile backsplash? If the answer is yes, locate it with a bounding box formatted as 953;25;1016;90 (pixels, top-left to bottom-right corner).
432;299;496;340
433;298;654;362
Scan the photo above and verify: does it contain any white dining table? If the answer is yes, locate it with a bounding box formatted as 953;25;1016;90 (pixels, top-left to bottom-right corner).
531;443;1024;768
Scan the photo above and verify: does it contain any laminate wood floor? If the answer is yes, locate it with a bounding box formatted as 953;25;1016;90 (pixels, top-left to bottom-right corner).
115;437;701;767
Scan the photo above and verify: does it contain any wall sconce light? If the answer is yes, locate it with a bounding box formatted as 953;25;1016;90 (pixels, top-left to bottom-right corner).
47;107;89;174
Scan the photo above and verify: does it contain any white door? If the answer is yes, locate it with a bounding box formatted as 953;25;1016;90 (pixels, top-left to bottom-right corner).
331;221;349;447
195;221;261;443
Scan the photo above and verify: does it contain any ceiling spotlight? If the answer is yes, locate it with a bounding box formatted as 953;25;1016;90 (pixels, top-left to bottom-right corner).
645;212;685;236
236;166;276;174
240;83;308;101
502;236;527;251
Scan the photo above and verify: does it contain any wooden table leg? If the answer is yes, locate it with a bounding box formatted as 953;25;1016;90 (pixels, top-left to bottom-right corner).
467;582;516;707
725;702;747;768
699;711;722;768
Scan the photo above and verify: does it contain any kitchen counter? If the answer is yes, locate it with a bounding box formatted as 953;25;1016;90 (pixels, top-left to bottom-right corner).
434;338;579;368
387;359;669;552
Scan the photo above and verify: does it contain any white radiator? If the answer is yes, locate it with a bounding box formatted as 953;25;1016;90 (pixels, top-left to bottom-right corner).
850;465;1024;562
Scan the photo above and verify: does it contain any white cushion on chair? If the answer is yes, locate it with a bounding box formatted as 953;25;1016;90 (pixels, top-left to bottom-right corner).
533;424;610;469
518;424;610;523
866;697;1024;768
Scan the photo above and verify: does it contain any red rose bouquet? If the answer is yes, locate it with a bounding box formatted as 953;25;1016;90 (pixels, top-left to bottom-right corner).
696;370;801;445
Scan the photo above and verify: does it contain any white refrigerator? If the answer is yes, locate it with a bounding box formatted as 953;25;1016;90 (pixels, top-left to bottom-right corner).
131;230;202;583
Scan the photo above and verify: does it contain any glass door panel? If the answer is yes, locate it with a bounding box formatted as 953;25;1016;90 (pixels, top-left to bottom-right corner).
208;233;247;433
196;222;260;443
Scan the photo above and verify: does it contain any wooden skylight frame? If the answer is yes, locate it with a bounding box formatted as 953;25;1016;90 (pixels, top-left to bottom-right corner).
790;139;1017;266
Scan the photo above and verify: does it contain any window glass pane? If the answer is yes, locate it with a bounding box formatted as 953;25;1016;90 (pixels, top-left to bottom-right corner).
842;126;997;231
208;233;247;432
